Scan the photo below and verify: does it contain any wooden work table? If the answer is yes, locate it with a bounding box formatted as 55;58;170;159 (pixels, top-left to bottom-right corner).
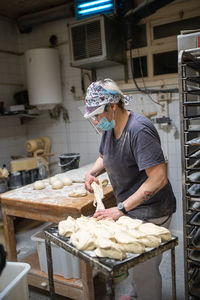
0;166;116;299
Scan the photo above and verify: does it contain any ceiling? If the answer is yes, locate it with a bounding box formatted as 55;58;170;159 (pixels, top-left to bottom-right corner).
0;0;74;20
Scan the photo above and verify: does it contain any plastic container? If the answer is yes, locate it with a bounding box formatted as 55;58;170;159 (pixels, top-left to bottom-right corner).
0;179;8;193
0;262;30;300
58;153;80;173
31;231;80;279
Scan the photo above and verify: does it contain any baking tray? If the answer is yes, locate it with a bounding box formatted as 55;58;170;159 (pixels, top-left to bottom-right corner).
190;212;200;226
188;250;200;264
186;158;200;170
187;184;200;197
184;76;200;84
191;227;200;248
44;225;178;277
190;201;200;212
187;171;200;183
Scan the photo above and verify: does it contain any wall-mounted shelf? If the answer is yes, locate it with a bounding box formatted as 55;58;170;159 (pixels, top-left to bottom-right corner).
0;112;39;124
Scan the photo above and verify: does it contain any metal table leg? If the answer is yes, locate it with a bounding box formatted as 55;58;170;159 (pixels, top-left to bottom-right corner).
105;276;115;300
45;239;56;300
171;247;176;300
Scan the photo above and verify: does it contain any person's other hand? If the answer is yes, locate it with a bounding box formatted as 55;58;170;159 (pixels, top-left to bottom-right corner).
85;172;99;193
93;207;124;221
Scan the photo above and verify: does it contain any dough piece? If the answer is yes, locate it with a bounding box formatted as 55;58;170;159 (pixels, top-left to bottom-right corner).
159;232;172;242
69;189;87;197
58;216;77;237
137;235;162;248
139;223;170;235
34;180;45;190
116;216;143;230
94;226;116;242
49;176;58;185
70;229;95;250
95;241;126;260
61;177;73;186
91;181;105;211
52;180;64;189
119;242;145;254
115;229;140;244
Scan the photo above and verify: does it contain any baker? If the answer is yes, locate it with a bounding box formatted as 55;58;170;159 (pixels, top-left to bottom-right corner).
83;78;176;300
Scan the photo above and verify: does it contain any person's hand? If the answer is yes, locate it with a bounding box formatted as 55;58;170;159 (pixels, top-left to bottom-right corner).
85;172;99;193
93;207;124;221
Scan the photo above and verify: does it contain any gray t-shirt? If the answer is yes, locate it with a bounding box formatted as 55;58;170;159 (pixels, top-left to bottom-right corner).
99;111;176;220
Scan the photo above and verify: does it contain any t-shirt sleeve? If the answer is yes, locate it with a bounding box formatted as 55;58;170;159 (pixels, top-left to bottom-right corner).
99;132;106;155
132;128;165;171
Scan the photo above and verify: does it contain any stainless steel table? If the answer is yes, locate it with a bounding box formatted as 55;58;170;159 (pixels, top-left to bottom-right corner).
44;225;178;300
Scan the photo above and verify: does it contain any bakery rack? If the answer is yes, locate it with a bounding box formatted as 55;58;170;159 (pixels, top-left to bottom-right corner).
179;48;200;300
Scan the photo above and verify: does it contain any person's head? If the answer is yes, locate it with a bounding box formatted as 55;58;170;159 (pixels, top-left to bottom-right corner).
84;78;132;131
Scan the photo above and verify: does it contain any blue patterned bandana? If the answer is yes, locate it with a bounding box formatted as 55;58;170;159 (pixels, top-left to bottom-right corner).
85;82;133;108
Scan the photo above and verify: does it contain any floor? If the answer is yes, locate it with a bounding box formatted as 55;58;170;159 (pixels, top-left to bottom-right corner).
0;218;185;300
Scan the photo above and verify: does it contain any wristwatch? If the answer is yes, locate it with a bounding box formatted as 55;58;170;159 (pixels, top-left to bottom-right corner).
117;202;128;215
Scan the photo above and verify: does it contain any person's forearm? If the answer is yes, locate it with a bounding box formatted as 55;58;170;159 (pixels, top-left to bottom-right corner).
88;156;105;177
124;167;168;212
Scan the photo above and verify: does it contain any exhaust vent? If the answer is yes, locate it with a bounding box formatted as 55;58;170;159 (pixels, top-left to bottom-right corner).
68;15;125;69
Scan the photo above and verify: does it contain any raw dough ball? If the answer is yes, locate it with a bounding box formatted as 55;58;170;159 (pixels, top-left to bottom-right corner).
34;180;45;190
52;180;64;190
61;177;73;186
69;189;87;197
49;176;58;185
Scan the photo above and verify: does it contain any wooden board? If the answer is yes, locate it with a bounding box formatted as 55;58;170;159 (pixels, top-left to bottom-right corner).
0;184;115;218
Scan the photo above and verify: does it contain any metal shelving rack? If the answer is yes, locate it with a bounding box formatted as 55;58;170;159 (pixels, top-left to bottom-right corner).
179;48;200;300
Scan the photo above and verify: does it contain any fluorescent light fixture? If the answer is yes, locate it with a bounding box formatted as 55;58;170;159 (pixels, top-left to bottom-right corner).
75;0;115;20
79;4;113;15
78;0;110;9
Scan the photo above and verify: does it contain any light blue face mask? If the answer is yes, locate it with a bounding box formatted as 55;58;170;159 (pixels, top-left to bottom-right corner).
97;117;116;131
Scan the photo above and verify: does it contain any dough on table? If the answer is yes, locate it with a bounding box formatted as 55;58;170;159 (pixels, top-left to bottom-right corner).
70;229;96;251
68;188;87;197
34;180;45;190
138;223;172;241
119;242;145;254
61;176;73;186
58;216;77;237
137;235;162;248
115;229;140;244
52;180;64;189
138;223;170;235
49;176;58;185
95;241;126;261
116;216;143;230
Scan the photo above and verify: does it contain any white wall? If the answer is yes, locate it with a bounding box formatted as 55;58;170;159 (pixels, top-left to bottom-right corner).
0;17;27;168
0;15;184;298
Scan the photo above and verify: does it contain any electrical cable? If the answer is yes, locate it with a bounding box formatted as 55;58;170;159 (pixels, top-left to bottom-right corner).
130;48;163;107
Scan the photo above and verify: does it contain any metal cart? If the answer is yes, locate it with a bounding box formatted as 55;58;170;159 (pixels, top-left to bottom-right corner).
178;48;200;299
44;225;178;300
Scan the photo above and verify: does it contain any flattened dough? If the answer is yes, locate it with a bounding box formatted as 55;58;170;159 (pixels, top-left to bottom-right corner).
69;189;87;197
34;180;45;190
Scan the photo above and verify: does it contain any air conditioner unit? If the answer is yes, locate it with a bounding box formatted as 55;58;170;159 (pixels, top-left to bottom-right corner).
68;15;126;69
